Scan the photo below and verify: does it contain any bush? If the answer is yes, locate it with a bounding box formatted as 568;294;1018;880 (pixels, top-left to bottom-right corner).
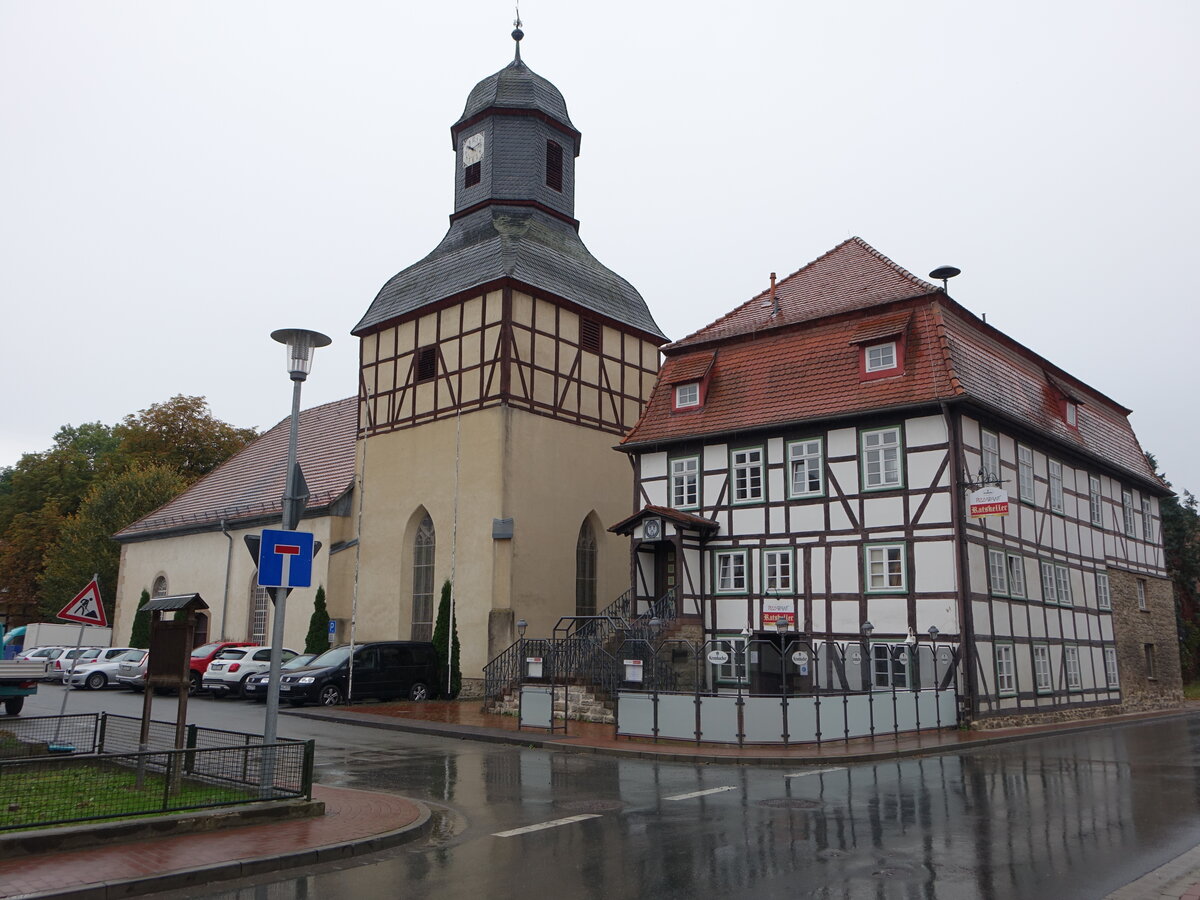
432;579;461;698
305;585;331;655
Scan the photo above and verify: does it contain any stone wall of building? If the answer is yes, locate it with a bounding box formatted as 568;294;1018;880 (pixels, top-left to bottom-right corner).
1109;569;1183;709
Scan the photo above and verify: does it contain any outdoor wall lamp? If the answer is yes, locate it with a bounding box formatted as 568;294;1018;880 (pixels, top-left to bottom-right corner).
775;617;789;634
516;619;527;638
860;621;875;638
928;625;940;642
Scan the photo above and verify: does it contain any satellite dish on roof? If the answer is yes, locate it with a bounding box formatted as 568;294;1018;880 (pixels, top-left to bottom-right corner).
929;265;961;292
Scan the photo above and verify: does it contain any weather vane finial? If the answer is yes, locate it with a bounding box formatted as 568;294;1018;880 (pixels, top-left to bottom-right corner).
512;4;524;62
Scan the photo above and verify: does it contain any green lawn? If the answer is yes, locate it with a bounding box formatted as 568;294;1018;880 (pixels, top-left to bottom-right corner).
0;759;256;830
1184;682;1200;701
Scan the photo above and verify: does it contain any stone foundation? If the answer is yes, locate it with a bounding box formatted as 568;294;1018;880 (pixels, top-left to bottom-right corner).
483;684;615;724
972;699;1184;731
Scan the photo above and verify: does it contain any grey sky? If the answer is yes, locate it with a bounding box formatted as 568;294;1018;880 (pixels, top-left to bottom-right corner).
2;2;1197;496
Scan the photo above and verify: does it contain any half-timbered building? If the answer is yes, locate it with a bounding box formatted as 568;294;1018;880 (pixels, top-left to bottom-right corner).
613;237;1180;725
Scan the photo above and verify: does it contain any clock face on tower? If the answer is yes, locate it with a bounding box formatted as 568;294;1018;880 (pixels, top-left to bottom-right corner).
463;132;485;167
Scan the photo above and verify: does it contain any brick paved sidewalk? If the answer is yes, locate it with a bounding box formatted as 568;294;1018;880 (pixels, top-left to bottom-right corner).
1105;842;1200;900
0;784;430;900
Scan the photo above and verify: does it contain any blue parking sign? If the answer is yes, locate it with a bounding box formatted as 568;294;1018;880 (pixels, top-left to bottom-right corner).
258;529;315;588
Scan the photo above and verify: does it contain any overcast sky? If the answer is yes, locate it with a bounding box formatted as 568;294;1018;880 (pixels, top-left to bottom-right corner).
2;2;1197;496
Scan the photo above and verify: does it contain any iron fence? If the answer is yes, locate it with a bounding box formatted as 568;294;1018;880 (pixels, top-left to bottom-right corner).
615;638;961;747
0;741;314;831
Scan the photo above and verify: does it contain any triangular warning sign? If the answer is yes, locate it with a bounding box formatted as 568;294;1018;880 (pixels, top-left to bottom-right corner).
57;579;108;627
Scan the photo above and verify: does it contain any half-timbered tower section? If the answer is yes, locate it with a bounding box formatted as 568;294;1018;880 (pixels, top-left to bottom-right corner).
350;32;665;689
614;236;1178;725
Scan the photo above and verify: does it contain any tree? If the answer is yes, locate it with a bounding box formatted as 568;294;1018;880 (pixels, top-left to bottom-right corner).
305;585;331;654
38;464;187;619
432;579;461;699
116;395;257;484
1148;454;1200;680
129;588;152;648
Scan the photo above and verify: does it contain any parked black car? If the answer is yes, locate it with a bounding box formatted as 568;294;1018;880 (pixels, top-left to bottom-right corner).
278;642;439;707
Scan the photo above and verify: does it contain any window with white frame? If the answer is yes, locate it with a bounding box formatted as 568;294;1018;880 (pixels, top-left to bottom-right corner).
1089;475;1103;526
1054;565;1072;606
670;456;699;509
981;430;1001;483
995;644;1016;696
731;448;764;503
866;544;906;592
1041;561;1059;604
763;548;794;592
1104;647;1119;688
1018;445;1035;503
1137;578;1147;611
1049;460;1064;513
1064;645;1081;690
1008;554;1027;598
861;427;902;490
865;342;898;373
988;548;1008;596
714;550;748;593
788;439;824;497
1033;644;1051;693
674;382;700;408
1123;489;1136;536
872;644;909;689
713;636;748;684
1096;572;1112;610
1142;496;1153;540
1065;400;1079;428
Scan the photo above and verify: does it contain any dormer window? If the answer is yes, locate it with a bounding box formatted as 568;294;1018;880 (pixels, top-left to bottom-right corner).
865;341;897;373
674;382;700;409
1065;399;1079;428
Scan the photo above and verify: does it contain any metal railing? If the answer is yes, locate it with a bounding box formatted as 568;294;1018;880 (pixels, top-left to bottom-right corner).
615;638;961;747
0;741;313;831
483;590;678;701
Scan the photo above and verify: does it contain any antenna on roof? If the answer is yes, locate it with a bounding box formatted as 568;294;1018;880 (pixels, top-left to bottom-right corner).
929;265;961;293
770;272;778;316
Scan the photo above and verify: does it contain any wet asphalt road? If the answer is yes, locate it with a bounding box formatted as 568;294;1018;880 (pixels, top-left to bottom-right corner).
26;687;1200;899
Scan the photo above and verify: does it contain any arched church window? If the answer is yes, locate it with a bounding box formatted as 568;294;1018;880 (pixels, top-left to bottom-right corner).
576;519;597;617
411;514;436;641
248;580;270;645
152;576;168;598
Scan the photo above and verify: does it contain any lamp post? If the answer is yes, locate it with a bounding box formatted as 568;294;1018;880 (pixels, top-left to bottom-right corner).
262;328;330;770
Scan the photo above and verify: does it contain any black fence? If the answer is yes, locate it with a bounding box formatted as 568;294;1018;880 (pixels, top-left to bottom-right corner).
0;714;313;831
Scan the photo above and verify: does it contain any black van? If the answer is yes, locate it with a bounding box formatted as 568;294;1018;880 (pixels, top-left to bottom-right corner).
278;641;439;707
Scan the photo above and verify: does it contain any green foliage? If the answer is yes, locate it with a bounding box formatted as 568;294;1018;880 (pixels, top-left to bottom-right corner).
305;585;331;655
431;579;461;698
115;395;257;483
38;464;187;619
129;589;152;649
1148;454;1200;680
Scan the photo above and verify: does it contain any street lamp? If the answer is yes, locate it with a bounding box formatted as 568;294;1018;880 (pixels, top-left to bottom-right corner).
262;328;330;775
927;625;940;643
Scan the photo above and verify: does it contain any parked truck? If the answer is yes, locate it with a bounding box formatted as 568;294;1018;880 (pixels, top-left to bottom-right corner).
17;623;112;653
0;655;45;715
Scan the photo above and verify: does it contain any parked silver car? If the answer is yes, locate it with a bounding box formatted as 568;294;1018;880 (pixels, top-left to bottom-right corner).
64;648;142;690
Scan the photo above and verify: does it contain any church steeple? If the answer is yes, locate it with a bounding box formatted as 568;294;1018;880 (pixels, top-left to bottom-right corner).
449;28;581;223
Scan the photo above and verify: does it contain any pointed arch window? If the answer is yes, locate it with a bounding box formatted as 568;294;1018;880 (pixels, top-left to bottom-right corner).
151;576;168;598
576;520;597;617
411;514;436;641
248;581;270;645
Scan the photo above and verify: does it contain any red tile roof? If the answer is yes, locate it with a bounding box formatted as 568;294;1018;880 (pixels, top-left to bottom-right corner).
670;237;936;350
116;397;358;540
662;351;715;385
623;238;1162;490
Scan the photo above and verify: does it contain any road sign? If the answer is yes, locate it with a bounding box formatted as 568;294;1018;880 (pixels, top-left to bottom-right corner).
57;579;107;627
328;620;336;636
257;529;315;589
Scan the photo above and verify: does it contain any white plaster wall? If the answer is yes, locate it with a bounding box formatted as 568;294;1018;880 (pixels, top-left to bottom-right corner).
829;545;860;594
906;415;947;446
914;540;956;594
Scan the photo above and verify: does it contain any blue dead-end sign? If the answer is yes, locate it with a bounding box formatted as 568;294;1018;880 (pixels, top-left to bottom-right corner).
258;529;315;589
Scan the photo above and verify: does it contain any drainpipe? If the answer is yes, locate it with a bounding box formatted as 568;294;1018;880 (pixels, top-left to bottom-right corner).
220;518;234;639
941;402;979;723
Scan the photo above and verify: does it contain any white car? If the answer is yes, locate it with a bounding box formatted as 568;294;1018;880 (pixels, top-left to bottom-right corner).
63;648;142;689
202;646;297;698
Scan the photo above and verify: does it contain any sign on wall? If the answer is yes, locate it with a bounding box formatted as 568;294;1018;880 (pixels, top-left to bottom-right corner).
969;486;1009;518
761;596;796;629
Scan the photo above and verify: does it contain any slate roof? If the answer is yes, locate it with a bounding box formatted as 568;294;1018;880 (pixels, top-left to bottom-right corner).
622;238;1163;491
455;58;575;132
353;206;666;340
115;397;358;541
609;505;720;536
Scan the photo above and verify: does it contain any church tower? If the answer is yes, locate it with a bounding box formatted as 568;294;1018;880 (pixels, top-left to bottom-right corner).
350;27;665;688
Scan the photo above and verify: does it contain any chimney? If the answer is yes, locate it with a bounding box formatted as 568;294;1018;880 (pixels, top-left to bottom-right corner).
770;272;778;316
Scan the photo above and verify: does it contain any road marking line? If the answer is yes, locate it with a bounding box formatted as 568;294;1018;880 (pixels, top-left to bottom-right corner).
664;786;737;801
784;767;846;778
493;814;601;837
